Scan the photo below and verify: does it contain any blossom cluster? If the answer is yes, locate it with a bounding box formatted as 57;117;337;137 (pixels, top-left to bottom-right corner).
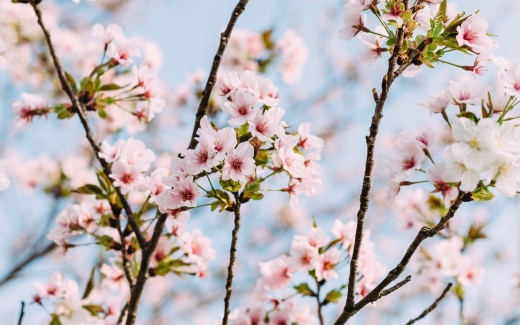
339;0;498;77
33;271;125;325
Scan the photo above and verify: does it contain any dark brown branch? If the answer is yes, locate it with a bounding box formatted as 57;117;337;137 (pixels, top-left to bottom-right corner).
378;275;411;299
116;212;135;288
28;0;146;249
187;0;249;150
116;303;129;325
125;214;168;325
405;283;453;325
334;192;465;324
221;193;242;325
0;242;55;287
344;25;407;310
17;301;25;325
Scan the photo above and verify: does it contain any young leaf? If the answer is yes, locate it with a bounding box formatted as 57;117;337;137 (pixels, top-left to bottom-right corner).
294;283;315;297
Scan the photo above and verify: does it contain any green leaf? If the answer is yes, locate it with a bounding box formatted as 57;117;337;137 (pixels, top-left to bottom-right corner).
98;108;108;119
219;179;242;193
54;104;75;119
97;235;115;249
73;184;104;195
65;71;78;95
83;304;104;316
99;83;125;91
471;186;494;201
293;283;315;297
82;267;96;299
50;314;63;325
456;112;479;123
434;0;447;26
453;283;464;299
324;289;342;304
442;12;469;37
243;191;264;200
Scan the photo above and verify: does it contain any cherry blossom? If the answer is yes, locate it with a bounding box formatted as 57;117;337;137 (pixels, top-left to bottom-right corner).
248;107;285;142
338;12;368;41
497;60;520;97
91;23;123;44
110;159;143;194
426;164;459;206
12;93;47;129
385;139;425;182
156;176;201;211
258;256;293;290
418;89;451;115
358;26;388;66
456;14;497;53
315;247;341;281
221;89;258;126
222;142;256;183
107;36;141;66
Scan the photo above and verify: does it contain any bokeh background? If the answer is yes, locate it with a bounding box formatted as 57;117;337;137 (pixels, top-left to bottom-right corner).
1;0;520;324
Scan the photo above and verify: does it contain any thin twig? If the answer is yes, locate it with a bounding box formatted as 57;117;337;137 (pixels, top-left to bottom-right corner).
28;0;147;249
186;0;249;150
459;295;465;325
17;301;25;325
221;193;242;325
378;275;411;299
316;279;325;325
344;25;407;311
334;192;465;324
124;214;167;325
0;243;55;287
405;283;453;325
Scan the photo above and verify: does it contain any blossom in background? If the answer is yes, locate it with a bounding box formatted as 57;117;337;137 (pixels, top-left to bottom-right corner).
0;160;9;191
276;29;308;84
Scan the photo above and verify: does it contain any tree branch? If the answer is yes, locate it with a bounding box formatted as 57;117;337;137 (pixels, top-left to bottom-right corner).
17;301;25;325
221;193;243;325
344;24;407;310
186;0;249;150
0;242;55;287
378;275;411;299
28;0;147;249
116;212;135;289
405;283;453;325
334;192;465;324
125;213;168;325
316;279;325;325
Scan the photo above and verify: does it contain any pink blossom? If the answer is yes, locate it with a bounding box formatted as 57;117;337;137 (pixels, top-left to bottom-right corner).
298;122;324;153
138;167;169;202
448;80;487;105
272;147;307;178
457;261;485;287
288;237;319;271
12;93;47;129
107;36;141;66
222;89;258;125
426;164;459;207
222;142;256;183
91;24;123;44
344;0;374;15
179;229;216;262
316;247;341;281
120;138;156;172
110;159;143;194
382;1;404;26
276;29;308;84
398;129;436;151
184;137;218;175
162;157;189;185
385;140;425;182
258;256;293;290
249;107;285;143
257;77;280;106
33;272;67;301
165;210;190;237
0;160;9;191
338;12;367;41
100;264;126;291
359;26;388;66
99;139;125;163
156;176;200;211
150;237;174;267
197;116;237;160
418;89;452;115
498;60;520;97
456;15;497;53
331;219;357;249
